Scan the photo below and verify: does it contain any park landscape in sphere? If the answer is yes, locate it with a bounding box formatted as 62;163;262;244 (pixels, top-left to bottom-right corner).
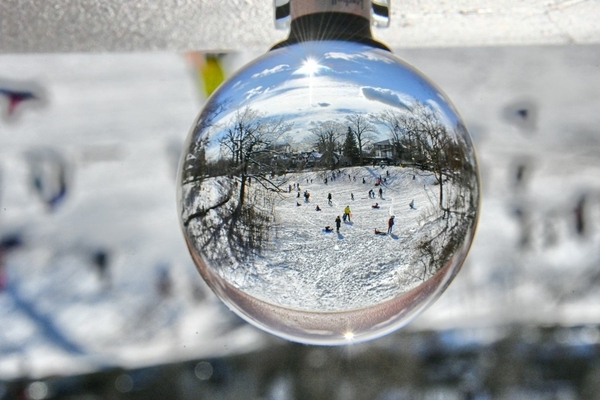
178;40;479;344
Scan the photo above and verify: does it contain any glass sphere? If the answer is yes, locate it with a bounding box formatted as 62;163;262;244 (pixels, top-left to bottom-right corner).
178;40;479;345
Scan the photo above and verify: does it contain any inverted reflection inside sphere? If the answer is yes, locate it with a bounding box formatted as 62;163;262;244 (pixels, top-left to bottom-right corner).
178;41;479;345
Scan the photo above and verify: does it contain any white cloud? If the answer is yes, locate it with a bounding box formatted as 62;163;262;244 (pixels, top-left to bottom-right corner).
361;87;412;109
323;52;356;61
245;86;264;100
251;64;290;79
324;51;394;64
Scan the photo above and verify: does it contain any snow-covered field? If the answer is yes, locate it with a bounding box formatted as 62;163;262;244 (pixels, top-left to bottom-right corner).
1;44;600;379
186;165;471;312
263;166;441;310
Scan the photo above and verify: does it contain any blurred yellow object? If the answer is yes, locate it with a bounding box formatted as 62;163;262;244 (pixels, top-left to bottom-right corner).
201;55;225;97
186;52;225;99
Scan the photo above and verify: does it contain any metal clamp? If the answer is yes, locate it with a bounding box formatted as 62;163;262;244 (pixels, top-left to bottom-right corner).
274;0;390;30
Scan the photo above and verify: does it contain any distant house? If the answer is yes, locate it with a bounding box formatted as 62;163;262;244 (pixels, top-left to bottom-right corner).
278;150;324;169
372;139;414;165
373;139;394;159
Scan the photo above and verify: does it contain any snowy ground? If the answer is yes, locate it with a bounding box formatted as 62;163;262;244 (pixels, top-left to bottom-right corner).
188;165;467;312
265;166;440;311
1;44;600;379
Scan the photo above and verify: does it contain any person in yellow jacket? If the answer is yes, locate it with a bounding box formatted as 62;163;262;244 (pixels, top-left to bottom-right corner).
343;205;352;222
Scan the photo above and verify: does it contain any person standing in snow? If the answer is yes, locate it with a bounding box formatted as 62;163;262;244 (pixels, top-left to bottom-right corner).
328;192;332;205
344;205;351;222
387;215;395;234
335;216;342;233
378;187;383;198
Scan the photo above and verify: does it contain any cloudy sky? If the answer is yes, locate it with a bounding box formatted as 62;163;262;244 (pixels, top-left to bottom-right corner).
198;40;463;160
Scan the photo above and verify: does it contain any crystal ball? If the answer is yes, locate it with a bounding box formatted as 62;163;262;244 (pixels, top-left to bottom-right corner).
178;40;479;345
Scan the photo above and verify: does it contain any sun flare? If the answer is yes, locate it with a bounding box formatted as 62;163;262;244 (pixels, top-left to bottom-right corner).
303;57;320;75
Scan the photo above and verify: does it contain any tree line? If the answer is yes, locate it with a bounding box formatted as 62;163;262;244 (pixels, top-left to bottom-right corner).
182;103;477;212
180;103;478;266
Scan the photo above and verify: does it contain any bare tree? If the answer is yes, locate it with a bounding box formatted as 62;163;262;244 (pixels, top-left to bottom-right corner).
411;106;453;211
181;100;229;186
373;109;414;164
376;104;479;278
416;187;476;278
374;105;461;212
310;120;343;169
182;107;292;264
218;107;292;214
346;114;376;166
